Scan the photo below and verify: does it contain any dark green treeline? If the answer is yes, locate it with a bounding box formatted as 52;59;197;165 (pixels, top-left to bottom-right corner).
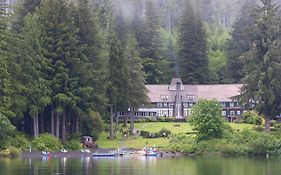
1;0;281;142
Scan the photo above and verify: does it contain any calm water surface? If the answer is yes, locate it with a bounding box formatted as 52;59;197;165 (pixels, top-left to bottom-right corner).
0;156;280;175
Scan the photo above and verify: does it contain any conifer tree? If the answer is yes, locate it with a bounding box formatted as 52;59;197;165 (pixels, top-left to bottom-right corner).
21;13;51;138
75;0;107;115
12;0;42;31
107;34;127;139
178;1;209;84
0;0;13;118
124;34;148;135
240;0;281;132
38;0;86;140
226;1;256;83
136;0;171;84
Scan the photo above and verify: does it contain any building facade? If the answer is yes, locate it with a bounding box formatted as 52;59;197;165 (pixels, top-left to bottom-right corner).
119;78;250;121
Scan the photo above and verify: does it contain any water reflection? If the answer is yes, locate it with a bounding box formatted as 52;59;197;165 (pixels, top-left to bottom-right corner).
0;156;280;175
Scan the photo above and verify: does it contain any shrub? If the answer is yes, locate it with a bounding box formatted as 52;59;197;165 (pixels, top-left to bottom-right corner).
10;133;29;150
0;146;21;157
189;100;227;141
242;111;262;125
0;113;16;148
32;134;62;151
159;128;171;137
81;111;104;140
65;139;82;150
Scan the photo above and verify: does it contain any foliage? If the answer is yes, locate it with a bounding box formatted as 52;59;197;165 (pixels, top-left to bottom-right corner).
81;111;104;141
189;100;227;141
0;113;16;148
64;139;82;150
177;2;209;84
0;146;21;157
169;129;281;156
226;1;256;83
206;24;229;84
32;134;62;151
140;128;172;138
242;111;262;125
239;0;281;131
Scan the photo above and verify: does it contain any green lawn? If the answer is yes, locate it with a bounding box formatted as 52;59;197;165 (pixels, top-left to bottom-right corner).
97;122;254;149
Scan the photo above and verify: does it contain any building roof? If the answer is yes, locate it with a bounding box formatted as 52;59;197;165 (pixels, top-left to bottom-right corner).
145;81;243;103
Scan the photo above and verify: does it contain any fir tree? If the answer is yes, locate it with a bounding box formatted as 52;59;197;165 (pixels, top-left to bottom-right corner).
12;0;42;31
124;34;148;135
107;34;127;139
0;0;13;118
136;0;171;84
74;0;107;115
226;1;256;83
240;0;281;132
178;1;209;84
38;0;86;140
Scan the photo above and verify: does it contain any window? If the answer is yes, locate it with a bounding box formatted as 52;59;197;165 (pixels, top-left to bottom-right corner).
163;103;168;107
169;86;176;91
157;103;162;108
230;110;235;116
183;103;188;107
189;103;193;107
161;94;169;101
220;102;226;107
222;111;226;116
169;103;174;107
187;95;195;100
237;111;241;115
230;102;235;107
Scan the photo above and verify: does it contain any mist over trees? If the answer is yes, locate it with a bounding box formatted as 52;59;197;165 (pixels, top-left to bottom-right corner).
1;0;281;142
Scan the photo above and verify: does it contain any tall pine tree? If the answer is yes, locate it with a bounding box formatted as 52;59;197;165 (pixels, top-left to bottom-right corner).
240;0;281;132
178;1;209;84
226;1;256;83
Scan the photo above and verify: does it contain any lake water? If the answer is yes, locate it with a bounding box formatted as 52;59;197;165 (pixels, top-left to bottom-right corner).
0;156;280;175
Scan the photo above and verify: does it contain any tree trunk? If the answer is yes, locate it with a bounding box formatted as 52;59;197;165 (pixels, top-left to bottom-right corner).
40;112;44;133
124;111;128;127
62;111;66;143
36;111;39;137
264;116;271;132
55;113;60;139
51;105;55;135
115;112;119;132
75;117;79;134
130;110;135;135
33;116;36;138
109;105;114;140
33;111;39;138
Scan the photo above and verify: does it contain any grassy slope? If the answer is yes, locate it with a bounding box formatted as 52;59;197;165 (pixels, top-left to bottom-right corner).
97;122;253;149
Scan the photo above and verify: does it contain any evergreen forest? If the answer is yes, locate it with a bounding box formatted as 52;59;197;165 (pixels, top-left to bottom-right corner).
1;0;281;149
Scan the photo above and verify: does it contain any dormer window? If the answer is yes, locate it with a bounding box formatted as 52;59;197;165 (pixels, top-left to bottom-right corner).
168;86;176;91
161;94;169;101
187;94;195;100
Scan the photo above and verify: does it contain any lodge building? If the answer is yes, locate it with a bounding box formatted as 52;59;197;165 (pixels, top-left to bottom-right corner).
119;78;250;121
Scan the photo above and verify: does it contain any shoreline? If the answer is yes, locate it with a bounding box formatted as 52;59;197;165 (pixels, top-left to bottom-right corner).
20;148;183;159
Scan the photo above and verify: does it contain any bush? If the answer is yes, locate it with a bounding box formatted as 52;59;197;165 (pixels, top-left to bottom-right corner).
32;134;62;151
81;111;104;140
159;128;171;137
0;146;21;157
189;100;227;141
10;133;29;150
242;111;262;125
0;113;16;148
140;128;172;138
65;139;82;150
